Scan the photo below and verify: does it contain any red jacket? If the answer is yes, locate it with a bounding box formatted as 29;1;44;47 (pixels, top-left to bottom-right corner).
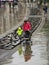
22;22;31;31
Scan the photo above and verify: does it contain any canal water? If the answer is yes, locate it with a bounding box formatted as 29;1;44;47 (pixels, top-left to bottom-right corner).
0;20;49;65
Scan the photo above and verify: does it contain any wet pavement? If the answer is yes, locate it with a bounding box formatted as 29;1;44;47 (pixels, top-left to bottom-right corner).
0;17;49;65
0;3;49;65
0;29;48;65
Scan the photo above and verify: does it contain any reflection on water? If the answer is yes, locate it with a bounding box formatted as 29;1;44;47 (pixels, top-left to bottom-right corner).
0;3;26;34
0;3;49;65
0;16;49;65
1;31;48;65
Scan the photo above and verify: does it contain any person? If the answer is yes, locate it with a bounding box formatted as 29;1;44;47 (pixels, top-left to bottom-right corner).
17;27;23;55
22;20;32;40
43;3;48;15
22;20;32;61
17;27;23;39
43;3;48;21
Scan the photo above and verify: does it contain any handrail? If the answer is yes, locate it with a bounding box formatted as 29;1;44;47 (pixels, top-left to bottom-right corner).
0;18;41;50
0;6;43;50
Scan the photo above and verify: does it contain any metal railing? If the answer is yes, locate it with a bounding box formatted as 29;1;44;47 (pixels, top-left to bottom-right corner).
0;17;42;50
0;3;44;50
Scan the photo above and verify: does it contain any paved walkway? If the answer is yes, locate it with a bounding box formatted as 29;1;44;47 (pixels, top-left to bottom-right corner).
47;8;49;20
0;12;48;65
0;3;48;65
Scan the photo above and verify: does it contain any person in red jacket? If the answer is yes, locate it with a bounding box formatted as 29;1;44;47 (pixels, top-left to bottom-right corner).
22;20;32;58
22;20;32;39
